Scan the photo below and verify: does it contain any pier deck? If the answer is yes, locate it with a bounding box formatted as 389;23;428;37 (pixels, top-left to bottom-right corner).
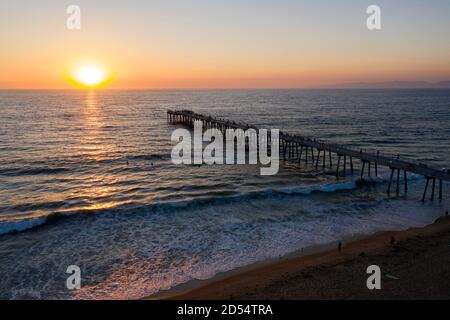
167;109;449;201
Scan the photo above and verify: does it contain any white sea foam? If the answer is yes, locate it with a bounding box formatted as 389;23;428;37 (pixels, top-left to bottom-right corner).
0;216;48;235
0;177;446;300
0;180;357;236
276;180;356;194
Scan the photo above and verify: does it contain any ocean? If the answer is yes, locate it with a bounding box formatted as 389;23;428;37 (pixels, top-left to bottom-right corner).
0;89;449;299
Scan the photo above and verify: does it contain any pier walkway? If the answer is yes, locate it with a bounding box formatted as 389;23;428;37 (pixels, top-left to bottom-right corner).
168;109;449;201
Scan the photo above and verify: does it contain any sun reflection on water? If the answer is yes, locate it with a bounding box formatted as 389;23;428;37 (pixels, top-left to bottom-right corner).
74;91;127;211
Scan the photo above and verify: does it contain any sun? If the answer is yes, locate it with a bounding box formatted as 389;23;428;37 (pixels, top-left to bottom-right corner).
71;64;110;88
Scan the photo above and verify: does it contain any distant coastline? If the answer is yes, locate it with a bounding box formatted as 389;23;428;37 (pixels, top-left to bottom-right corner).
331;80;450;89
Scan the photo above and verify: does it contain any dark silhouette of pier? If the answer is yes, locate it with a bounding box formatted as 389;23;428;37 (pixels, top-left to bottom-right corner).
167;109;449;201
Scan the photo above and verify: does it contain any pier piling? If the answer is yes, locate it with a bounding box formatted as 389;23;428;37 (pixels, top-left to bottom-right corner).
422;178;430;202
337;155;341;178
361;161;366;180
404;170;408;193
431;178;436;200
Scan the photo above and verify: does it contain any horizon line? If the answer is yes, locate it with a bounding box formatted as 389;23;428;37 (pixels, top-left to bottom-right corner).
2;79;450;91
1;86;450;91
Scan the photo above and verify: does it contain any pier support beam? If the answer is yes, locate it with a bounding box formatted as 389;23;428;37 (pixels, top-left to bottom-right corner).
422;178;430;202
343;155;347;176
387;168;394;195
329;151;333;168
298;146;303;164
336;155;341;178
350;157;354;174
315;149;320;169
360;161;366;180
431;178;436;200
305;147;308;164
322;150;326;169
404;170;408;193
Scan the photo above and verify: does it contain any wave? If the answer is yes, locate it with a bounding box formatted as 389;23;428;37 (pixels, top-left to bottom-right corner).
276;180;356;194
0;200;76;213
0;153;170;177
0;179;366;237
0;167;70;176
128;154;167;161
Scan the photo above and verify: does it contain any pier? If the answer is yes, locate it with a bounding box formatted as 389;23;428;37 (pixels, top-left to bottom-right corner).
167;109;449;201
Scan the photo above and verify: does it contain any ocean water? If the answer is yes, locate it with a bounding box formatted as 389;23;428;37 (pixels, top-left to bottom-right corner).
0;89;449;299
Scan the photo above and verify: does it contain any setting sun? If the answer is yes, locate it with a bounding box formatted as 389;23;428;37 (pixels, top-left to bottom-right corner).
71;64;110;88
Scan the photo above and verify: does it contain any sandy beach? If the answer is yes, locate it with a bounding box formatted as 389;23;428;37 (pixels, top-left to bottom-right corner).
149;212;450;300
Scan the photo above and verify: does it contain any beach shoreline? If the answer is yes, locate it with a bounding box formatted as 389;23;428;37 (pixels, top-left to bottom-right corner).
146;212;450;300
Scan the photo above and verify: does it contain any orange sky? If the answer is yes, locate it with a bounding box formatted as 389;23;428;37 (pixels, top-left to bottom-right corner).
1;1;450;89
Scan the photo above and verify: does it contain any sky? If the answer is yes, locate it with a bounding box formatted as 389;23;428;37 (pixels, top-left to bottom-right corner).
0;0;450;89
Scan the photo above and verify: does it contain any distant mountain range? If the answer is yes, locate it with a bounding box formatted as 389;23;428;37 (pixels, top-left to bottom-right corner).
332;80;450;89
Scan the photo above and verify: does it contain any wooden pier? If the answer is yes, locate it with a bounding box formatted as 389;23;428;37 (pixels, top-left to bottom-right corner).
167;109;449;201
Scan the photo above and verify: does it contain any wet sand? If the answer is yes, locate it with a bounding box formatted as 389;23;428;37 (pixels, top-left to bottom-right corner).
148;213;450;300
